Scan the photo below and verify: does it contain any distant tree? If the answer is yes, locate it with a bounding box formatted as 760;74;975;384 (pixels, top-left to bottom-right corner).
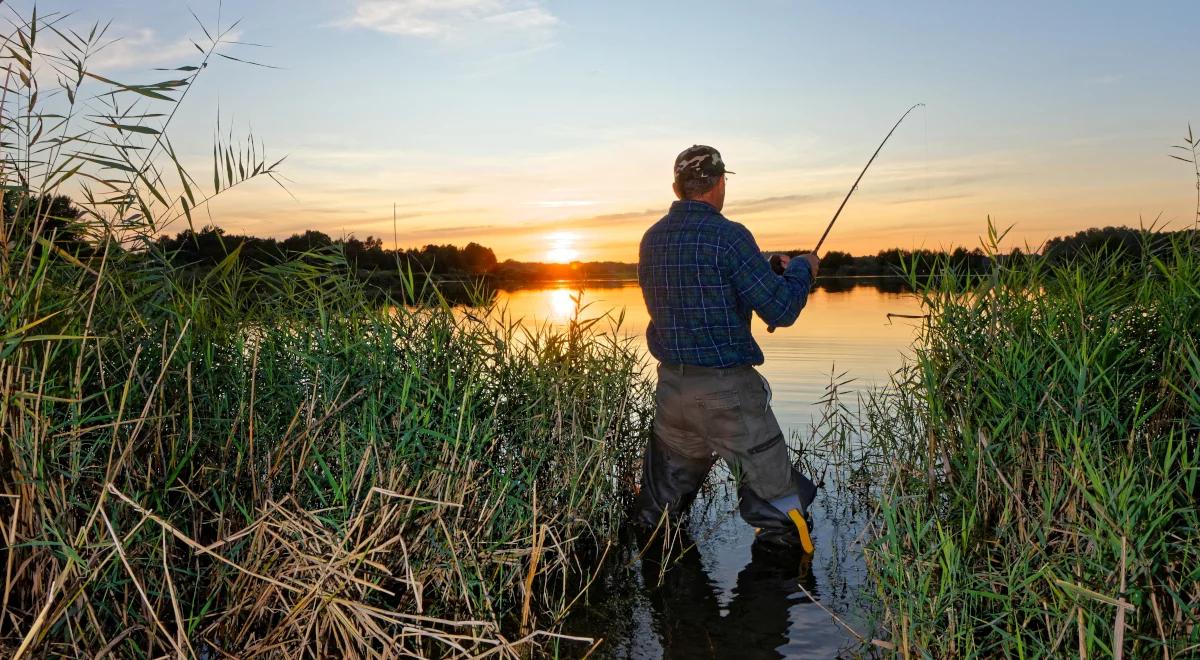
240;234;283;265
5;191;90;256
157;225;287;267
282;230;332;254
875;248;905;273
344;235;388;271
1043;226;1148;265
821;250;854;272
180;225;229;265
416;244;466;274
461;242;497;274
950;246;970;269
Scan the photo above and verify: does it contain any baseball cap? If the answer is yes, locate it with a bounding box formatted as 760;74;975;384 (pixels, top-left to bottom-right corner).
673;145;734;184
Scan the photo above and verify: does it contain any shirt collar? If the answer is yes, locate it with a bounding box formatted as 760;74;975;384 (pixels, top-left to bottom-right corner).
670;199;719;214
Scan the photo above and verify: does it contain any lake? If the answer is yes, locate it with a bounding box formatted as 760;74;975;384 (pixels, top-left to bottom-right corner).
495;280;924;658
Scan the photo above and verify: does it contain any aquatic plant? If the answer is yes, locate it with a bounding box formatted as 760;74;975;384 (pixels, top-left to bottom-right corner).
865;222;1200;657
1;8;651;657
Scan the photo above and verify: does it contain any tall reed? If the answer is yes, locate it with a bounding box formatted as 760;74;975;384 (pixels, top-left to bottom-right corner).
864;223;1200;657
1;8;652;657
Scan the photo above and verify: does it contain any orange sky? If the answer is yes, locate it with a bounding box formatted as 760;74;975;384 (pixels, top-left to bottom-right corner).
81;1;1199;264
204;128;1196;263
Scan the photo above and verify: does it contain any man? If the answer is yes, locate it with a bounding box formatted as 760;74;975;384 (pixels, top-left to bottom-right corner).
635;144;820;551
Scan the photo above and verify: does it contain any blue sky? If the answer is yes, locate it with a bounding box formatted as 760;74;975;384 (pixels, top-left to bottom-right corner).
21;0;1200;261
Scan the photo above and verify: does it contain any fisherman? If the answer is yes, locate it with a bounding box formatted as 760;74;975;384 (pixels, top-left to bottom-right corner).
635;145;820;551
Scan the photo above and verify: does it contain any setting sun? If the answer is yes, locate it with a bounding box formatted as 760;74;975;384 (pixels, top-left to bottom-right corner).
544;232;581;263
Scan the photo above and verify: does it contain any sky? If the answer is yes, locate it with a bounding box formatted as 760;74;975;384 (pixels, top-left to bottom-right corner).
16;0;1200;262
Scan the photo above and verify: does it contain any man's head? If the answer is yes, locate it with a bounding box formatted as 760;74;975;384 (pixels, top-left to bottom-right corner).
673;145;733;211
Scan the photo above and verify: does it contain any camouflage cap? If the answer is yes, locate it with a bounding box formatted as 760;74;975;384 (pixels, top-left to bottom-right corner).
673;145;734;184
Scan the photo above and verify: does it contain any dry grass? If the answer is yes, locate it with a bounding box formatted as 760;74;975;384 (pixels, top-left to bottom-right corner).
0;7;653;657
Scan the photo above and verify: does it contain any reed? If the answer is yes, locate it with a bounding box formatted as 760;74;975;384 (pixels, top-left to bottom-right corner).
862;222;1200;657
1;8;652;657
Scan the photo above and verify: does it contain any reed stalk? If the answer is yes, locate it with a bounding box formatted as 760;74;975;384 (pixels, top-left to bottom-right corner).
861;221;1200;657
0;8;653;657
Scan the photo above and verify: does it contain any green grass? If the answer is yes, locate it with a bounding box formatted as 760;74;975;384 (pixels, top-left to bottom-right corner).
4;246;653;657
6;7;1200;658
3;205;654;658
862;225;1200;657
0;9;653;657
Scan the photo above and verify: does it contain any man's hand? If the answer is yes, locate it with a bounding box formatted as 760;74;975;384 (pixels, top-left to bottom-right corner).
769;253;819;278
767;252;819;334
801;253;820;278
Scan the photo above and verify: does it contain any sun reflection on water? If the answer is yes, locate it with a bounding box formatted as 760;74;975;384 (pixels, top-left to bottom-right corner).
547;288;577;322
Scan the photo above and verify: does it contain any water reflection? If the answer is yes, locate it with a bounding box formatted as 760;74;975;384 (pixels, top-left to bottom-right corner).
641;534;818;660
497;281;922;430
546;287;578;322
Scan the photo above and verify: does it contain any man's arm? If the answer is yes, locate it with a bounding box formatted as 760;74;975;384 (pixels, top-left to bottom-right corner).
724;223;814;328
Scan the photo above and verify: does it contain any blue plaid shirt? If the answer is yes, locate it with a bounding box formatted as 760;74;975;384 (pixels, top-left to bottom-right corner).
638;200;814;368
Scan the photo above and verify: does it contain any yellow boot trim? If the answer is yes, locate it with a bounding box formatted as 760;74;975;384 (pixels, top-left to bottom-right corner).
787;509;815;555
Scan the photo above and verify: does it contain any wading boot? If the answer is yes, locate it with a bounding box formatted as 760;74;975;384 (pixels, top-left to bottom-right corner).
739;467;818;553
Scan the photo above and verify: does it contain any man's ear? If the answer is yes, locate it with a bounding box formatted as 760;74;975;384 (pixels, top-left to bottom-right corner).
672;181;682;199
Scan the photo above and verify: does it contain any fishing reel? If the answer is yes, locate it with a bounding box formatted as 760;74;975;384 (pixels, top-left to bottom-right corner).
769;254;786;275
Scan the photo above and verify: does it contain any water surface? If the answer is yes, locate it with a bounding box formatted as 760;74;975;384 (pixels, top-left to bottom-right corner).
496;280;922;659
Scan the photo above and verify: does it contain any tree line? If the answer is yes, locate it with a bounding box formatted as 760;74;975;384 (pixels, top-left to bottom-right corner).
776;247;994;277
780;225;1195;276
17;192;1195;287
155;225;499;276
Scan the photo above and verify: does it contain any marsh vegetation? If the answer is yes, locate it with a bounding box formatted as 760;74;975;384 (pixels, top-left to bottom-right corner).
3;6;1199;659
0;9;654;658
858;226;1200;657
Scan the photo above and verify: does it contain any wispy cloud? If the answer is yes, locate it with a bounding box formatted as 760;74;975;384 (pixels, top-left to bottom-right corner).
88;28;216;72
887;193;971;205
339;0;558;40
356;206;665;244
725;193;834;215
533;200;598;208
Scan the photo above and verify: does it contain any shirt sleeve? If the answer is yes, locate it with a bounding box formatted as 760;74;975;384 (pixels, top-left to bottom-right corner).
723;222;813;328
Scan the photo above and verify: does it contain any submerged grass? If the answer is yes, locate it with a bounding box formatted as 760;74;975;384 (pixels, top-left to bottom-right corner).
0;8;652;657
864;224;1200;657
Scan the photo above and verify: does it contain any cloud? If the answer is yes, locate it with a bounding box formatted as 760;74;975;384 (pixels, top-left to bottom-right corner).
887;193;971;205
533;200;598;208
725;193;834;215
484;7;558;31
88;28;221;72
340;0;558;39
368;206;663;244
390;223;503;240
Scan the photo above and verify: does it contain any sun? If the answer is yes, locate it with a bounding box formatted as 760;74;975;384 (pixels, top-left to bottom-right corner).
544;232;581;263
546;246;580;263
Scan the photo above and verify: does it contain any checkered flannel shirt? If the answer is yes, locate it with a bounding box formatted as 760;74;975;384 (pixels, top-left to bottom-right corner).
638;200;814;368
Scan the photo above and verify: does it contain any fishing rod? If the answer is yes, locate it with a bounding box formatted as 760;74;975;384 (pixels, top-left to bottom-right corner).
767;103;924;332
817;103;924;254
770;102;924;274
